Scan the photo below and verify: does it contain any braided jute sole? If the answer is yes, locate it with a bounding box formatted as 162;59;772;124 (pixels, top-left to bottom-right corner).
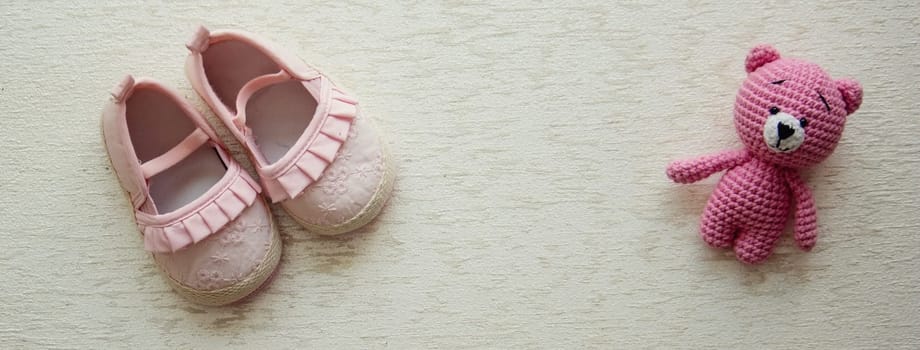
284;147;395;236
160;213;282;306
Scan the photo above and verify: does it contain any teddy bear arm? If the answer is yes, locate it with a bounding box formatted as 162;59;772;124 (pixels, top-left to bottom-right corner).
784;171;818;251
666;149;750;184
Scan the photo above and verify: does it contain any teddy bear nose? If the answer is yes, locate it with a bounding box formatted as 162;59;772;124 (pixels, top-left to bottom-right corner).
777;122;796;140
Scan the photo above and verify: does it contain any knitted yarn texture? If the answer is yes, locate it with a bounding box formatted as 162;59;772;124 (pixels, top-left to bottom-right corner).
666;45;863;264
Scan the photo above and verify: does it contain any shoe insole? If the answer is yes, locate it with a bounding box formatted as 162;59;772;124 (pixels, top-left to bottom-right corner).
202;39;316;165
147;147;227;214
203;40;280;114
126;87;226;215
246;80;316;164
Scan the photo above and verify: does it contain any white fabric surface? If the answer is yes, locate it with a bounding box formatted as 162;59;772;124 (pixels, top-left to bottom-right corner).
0;1;918;348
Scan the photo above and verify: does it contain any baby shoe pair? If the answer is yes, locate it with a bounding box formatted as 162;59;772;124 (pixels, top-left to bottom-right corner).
102;27;394;305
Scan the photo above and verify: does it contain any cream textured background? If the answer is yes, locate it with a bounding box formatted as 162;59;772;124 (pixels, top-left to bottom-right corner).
1;1;918;349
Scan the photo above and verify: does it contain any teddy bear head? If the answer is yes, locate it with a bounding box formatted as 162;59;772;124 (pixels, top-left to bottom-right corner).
734;45;863;168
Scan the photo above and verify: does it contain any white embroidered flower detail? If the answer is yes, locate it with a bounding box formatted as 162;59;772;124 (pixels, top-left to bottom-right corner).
221;231;245;245
318;169;349;195
225;218;246;233
220;215;270;245
246;215;270;234
347;124;359;139
196;270;222;289
222;271;246;284
337;150;353;162
318;202;336;215
210;252;229;264
372;151;385;173
352;163;374;179
304;201;337;225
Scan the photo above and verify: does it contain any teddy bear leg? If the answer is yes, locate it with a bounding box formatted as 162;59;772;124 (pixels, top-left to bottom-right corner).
699;208;735;249
733;227;782;264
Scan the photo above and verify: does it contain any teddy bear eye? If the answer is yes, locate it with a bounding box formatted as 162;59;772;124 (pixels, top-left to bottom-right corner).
817;91;831;112
769;106;780;115
799;118;808;128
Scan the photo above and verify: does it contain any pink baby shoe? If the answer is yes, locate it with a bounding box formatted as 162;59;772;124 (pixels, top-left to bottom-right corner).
184;26;394;235
102;76;281;305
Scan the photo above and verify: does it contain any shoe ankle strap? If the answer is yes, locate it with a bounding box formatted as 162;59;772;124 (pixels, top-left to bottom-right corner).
139;128;212;179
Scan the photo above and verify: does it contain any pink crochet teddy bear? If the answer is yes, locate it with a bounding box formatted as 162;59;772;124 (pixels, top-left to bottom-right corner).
667;45;863;264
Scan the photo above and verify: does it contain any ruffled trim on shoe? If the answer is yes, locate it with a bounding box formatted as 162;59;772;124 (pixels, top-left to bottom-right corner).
136;167;261;253
261;87;357;202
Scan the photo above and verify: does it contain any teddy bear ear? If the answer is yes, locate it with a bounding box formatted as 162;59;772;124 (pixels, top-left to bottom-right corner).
836;79;863;115
745;44;781;73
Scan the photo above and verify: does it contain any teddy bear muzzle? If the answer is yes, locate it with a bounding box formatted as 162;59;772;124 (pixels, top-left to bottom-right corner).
762;112;806;153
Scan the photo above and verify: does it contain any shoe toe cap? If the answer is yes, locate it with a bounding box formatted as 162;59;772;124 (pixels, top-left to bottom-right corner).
282;113;389;232
154;199;276;292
